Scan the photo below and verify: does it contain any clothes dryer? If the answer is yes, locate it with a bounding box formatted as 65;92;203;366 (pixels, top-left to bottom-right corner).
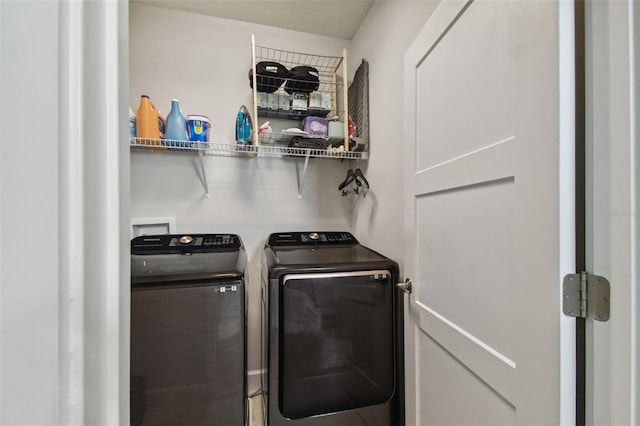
262;232;404;426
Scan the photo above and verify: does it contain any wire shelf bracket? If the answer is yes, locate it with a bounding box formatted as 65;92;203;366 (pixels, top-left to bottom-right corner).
197;148;210;198
296;150;312;199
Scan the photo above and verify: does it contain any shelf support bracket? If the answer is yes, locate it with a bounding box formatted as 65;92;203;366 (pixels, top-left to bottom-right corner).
198;148;210;198
297;150;311;199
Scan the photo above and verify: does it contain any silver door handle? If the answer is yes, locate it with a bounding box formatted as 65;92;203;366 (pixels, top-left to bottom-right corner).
397;278;412;294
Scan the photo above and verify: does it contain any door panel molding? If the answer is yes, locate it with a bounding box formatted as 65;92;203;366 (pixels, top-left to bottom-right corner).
412;137;515;195
416;301;516;399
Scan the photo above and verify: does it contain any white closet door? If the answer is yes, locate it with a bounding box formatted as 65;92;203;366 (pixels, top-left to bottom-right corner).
403;1;575;424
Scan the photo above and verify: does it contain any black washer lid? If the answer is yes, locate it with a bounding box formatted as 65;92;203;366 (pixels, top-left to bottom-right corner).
131;234;245;284
132;234;241;254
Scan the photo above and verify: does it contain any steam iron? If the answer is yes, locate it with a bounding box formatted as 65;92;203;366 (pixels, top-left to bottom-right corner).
235;105;253;145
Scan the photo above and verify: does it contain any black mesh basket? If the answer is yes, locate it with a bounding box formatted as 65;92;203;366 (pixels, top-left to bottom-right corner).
249;61;289;93
284;66;320;94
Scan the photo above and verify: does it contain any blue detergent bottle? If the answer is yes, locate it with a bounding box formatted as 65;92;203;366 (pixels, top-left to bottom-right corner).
165;99;189;147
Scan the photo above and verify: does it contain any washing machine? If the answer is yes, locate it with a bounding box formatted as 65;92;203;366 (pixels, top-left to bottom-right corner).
130;234;247;426
261;232;404;426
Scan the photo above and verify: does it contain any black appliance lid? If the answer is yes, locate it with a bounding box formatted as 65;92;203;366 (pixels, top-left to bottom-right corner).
132;234;241;254
131;234;245;283
265;232;394;268
267;245;388;266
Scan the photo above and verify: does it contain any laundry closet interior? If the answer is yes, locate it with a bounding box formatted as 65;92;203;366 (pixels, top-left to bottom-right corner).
129;1;437;425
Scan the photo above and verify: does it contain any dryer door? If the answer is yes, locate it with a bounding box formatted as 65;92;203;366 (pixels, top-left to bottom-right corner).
280;270;395;419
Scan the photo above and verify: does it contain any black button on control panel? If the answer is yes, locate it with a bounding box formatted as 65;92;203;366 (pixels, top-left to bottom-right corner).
203;235;234;246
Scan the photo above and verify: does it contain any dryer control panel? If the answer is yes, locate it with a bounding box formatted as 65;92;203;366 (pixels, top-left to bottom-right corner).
268;232;358;247
132;234;241;254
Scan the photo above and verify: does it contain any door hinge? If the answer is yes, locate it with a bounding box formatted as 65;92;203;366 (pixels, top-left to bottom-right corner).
562;272;610;321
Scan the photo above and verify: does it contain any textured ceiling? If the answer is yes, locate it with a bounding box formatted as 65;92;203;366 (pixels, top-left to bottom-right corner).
131;0;375;40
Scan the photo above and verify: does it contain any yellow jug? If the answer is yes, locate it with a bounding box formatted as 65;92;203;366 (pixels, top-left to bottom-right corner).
136;95;165;149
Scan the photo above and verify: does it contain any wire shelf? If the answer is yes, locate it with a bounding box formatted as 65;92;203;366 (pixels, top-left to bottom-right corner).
130;138;368;160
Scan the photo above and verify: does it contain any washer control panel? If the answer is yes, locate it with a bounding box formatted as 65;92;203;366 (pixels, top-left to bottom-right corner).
132;234;241;254
268;232;358;247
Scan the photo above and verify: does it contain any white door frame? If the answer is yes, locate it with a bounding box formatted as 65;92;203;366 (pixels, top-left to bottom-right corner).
58;1;130;424
2;1;129;424
585;0;640;424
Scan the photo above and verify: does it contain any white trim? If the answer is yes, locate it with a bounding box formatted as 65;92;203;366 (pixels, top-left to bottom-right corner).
103;2;122;423
117;2;131;423
629;1;639;422
58;1;85;424
585;1;638;423
0;0;4;422
56;1;129;423
559;1;577;425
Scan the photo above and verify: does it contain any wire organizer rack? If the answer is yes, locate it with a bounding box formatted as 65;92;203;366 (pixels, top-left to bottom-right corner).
251;36;350;151
254;45;344;96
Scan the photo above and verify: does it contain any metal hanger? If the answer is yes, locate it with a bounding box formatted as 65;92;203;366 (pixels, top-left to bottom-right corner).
338;168;356;191
353;168;369;188
339;167;369;197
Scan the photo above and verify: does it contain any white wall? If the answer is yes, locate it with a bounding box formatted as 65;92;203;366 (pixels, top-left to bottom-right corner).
349;7;437;423
129;3;355;388
349;1;438;269
347;5;437;424
1;2;61;424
